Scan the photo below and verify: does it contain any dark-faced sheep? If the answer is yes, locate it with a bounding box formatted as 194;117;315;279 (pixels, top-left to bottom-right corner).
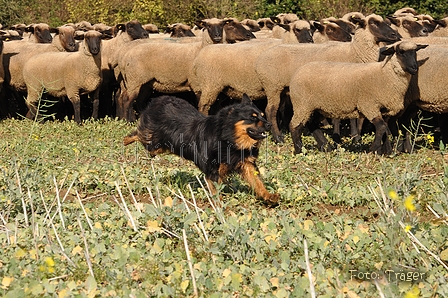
23;23;53;43
191;20;314;116
22;30;103;123
255;14;401;143
288;41;427;155
115;18;252;121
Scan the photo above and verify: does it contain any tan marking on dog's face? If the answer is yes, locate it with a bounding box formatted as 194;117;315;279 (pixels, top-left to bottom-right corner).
234;120;259;150
149;148;169;157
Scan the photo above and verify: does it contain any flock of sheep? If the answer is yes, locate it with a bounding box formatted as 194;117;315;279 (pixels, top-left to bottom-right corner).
0;7;447;155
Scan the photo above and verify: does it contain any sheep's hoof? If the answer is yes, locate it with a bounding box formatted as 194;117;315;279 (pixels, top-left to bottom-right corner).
273;134;285;144
352;134;361;143
319;142;334;152
331;133;342;144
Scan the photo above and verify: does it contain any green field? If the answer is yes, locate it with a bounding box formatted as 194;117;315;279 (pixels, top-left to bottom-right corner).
1;118;448;297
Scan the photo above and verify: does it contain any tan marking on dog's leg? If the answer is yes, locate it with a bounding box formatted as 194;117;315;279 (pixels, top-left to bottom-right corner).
240;161;279;206
123;134;139;146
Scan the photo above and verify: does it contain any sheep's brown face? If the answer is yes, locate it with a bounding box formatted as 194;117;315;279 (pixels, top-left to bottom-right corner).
395;42;428;75
326;22;352;42
402;19;429;37
85;32;102;55
126;20;149;39
368;17;402;44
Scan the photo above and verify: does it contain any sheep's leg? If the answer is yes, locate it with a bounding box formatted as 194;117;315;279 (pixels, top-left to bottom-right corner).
331;118;342;144
265;89;284;143
309;114;331;152
119;89;137;122
290;124;305;154
197;89;220;115
350;118;361;142
91;88;100;120
69;93;82;124
25;92;39;121
370;117;389;154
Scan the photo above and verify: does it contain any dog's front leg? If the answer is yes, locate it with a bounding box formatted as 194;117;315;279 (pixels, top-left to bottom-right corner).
240;161;279;206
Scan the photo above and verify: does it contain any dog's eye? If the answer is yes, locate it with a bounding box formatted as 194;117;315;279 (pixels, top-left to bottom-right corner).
250;113;258;120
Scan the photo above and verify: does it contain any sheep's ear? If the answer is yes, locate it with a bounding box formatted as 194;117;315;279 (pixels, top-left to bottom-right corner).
278;23;290;31
418;56;429;67
416;44;429;51
313;21;324;33
378;45;395;61
270;16;281;24
25;25;35;33
241;94;251;105
386;16;400;26
50;27;59;34
74;31;85;40
165;25;173;34
116;24;126;32
434;19;447;27
194;20;204;29
350;15;365;27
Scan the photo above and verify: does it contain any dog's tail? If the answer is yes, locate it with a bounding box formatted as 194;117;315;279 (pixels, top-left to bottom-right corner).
123;130;139;146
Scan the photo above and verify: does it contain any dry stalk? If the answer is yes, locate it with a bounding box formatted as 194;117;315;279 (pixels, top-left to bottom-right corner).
304;238;316;298
115;181;138;232
120;166;142;214
76;190;93;230
77;216;95;278
182;229;198;297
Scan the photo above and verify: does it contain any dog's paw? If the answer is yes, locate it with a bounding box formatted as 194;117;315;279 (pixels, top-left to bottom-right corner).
263;193;280;207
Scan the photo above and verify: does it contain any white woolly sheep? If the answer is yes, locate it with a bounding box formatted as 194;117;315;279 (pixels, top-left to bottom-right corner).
98;20;149;116
115;18;251;121
3;25;79;94
390;44;448;152
22;30;103;123
192;21;314;115
288;41;427;155
255;13;401;143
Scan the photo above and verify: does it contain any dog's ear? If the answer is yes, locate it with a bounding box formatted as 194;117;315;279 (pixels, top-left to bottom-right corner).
241;93;251;105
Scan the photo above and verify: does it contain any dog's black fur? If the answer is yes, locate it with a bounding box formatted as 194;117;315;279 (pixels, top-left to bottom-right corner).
124;94;279;206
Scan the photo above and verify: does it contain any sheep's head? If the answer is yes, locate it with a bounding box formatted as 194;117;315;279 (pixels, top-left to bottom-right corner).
313;20;352;42
379;41;428;75
355;14;401;44
223;18;255;43
241;19;261;32
279;20;314;43
84;30;102;56
26;23;52;43
387;15;429;37
53;25;77;52
257;18;275;30
165;23;195;37
115;20;149;40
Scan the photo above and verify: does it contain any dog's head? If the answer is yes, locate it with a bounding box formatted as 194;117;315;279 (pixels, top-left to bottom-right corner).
221;94;271;150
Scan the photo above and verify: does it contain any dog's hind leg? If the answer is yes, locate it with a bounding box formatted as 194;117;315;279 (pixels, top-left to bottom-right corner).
240;161;279;207
123;131;139;145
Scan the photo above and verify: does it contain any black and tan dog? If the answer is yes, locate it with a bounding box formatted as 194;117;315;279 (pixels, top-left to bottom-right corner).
124;94;279;206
